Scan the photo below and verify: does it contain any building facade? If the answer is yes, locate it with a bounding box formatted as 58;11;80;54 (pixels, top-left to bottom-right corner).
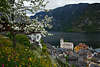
60;38;74;50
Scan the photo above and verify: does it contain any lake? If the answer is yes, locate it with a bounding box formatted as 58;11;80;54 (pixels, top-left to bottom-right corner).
43;32;100;48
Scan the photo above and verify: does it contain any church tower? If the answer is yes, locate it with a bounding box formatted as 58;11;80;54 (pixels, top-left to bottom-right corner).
60;38;64;48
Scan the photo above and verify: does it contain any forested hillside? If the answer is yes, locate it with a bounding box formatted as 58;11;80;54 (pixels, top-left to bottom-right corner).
32;3;100;32
72;3;100;32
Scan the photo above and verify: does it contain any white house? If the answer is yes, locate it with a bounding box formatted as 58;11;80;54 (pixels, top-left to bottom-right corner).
60;38;74;50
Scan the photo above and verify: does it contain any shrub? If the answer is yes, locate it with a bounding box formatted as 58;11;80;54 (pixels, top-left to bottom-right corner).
42;44;47;53
15;34;30;46
0;35;12;46
6;32;13;40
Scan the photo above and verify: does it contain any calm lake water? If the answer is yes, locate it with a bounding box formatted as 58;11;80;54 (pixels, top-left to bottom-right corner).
43;32;100;48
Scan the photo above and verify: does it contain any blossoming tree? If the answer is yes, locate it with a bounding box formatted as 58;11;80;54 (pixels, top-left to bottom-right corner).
0;0;52;48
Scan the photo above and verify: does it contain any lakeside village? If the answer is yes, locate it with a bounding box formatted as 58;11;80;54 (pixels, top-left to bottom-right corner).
29;33;100;67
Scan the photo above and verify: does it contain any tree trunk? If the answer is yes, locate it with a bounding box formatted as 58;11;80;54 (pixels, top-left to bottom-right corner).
11;31;16;48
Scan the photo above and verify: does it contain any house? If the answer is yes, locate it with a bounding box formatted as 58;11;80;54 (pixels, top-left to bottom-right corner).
60;38;74;50
74;43;89;53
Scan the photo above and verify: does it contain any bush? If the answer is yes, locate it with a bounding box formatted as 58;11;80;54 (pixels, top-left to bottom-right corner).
15;34;30;46
42;44;47;53
0;35;12;46
6;32;13;40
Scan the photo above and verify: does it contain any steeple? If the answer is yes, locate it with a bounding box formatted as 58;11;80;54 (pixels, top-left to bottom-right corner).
60;38;64;47
60;38;64;44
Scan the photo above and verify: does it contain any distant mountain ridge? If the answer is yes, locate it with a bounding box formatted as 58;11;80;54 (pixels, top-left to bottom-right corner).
31;3;100;32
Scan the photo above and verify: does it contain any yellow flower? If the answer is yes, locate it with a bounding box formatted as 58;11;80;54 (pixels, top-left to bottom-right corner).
8;58;10;61
53;64;57;67
29;57;32;61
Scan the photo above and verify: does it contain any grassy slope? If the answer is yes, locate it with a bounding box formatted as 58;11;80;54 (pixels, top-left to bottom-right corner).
0;34;58;67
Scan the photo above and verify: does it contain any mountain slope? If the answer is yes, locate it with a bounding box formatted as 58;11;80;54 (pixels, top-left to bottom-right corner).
31;3;100;32
72;3;100;32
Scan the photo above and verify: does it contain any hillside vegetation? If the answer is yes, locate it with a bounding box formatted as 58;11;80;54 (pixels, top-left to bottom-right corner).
0;34;58;67
72;3;100;32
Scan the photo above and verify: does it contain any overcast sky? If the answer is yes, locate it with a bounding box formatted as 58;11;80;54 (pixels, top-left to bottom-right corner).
45;0;100;9
21;0;100;16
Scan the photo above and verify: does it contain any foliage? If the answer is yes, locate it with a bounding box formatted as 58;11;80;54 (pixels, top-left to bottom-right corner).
0;35;58;67
0;35;12;47
72;64;76;67
0;0;10;13
0;0;52;35
73;4;100;32
42;43;47;53
6;32;13;40
15;34;30;46
0;0;52;48
41;39;47;53
65;56;69;67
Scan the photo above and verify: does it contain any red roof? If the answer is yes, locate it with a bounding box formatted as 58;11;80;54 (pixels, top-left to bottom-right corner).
78;43;89;48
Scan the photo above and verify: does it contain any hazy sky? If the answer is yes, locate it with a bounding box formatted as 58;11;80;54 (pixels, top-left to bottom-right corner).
45;0;100;9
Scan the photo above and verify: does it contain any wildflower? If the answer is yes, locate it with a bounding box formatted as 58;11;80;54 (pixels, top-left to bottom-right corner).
29;57;32;61
8;58;10;61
